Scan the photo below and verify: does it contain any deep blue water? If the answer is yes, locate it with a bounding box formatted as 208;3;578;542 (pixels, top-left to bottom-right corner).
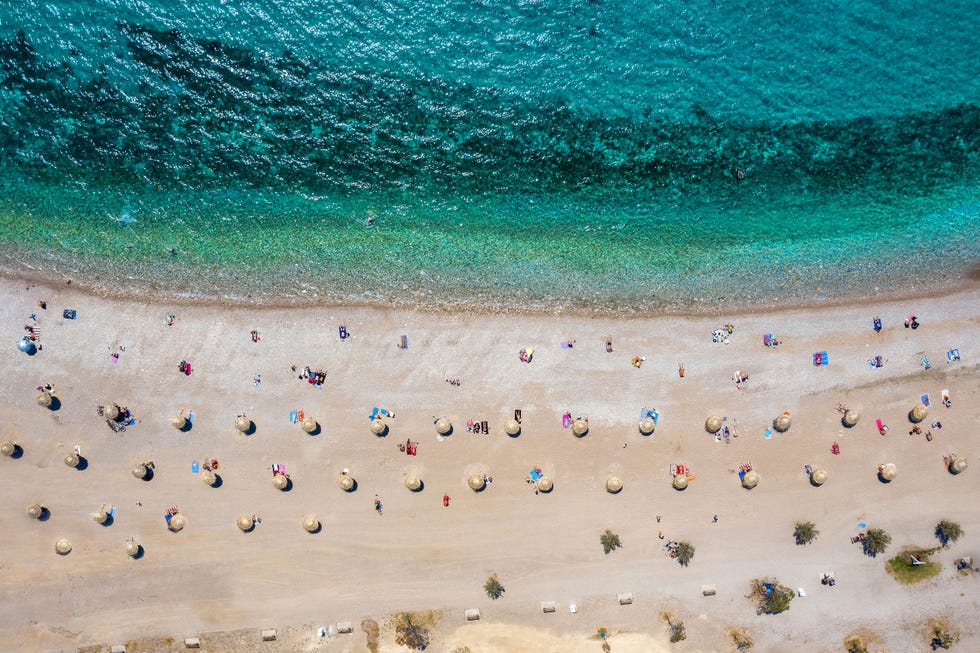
0;1;978;310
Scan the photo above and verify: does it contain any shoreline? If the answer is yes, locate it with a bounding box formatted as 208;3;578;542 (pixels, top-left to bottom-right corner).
1;261;977;319
1;278;977;652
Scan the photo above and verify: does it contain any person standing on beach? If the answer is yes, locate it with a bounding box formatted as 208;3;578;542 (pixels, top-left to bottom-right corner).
374;495;383;515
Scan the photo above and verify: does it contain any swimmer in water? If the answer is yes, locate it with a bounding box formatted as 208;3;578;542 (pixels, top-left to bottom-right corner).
366;215;375;226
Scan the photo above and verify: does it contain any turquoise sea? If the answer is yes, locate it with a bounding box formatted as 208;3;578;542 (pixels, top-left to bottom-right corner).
1;1;978;311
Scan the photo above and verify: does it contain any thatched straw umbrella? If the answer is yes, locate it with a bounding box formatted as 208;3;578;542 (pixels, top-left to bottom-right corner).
201;469;217;486
741;470;760;489
126;540;140;557
949;457;967;475
92;508;109;524
338;473;355;492
64;452;80;468
537;476;554;493
104;404;120;421
55;538;72;555
672;475;689;490
27;503;43;519
404;475;422;491
36;392;52;407
370;419;388;436
303;515;320;533
705;416;723;433
639;418;655;435
773;414;791;432
468;474;486;491
273;474;289;490
571;419;588;437
168;513;186;532
169;414;186;430
909;404;928;423
131;462;148;479
435;418;452;435
842;410;860;427
810;468;828;486
300;416;317;433
235;415;251;433
237;515;255;532
878;464;897;482
504;419;521;436
606;476;623;494
1;441;15;456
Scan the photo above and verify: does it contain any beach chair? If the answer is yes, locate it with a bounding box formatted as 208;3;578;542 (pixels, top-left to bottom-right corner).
921;356;931;369
397;335;408;349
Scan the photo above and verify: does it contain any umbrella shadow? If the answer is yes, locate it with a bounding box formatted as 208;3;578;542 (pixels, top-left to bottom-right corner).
305;423;321;436
410;480;425;493
140;467;154;482
38;507;52;521
210;474;223;488
179;421;193;433
280;478;294;492
75;456;89;471
100;514;115;527
877;472;892;484
46;396;62;411
131;544;145;559
306;523;322;534
10;444;25;459
242;423;256;436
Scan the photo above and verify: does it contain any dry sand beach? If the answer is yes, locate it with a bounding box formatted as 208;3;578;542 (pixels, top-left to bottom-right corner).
0;278;977;653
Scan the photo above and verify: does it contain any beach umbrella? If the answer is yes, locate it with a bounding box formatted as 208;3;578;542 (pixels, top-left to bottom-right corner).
237;515;255;532
27;503;43;519
705;416;722;433
504;419;521;436
300;416;317;433
842;410;860;427
169;414;186;430
18;337;35;354
338;474;355;492
435;418;452;435
126;540;140;557
741;470;760;489
879;464;897;482
571;419;588;437
639;418;655;435
104;404;120;421
64;452;79;468
273;474;289;490
235;415;251;433
909;404;928;423
201;470;217;486
810;468;828;486
370;419;388;436
168;513;186;532
537;476;554;493
36;392;52;407
303;515;320;533
404;475;422;491
773;414;791;432
468;474;486;491
92;508;109;524
131;462;148;479
949;457;967;475
55;538;72;555
606;476;623;494
1;441;14;456
672;475;689;490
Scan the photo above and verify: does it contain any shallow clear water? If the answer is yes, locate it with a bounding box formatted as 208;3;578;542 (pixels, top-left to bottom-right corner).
1;1;978;310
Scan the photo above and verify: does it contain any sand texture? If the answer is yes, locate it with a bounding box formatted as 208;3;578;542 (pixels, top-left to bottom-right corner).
0;279;977;653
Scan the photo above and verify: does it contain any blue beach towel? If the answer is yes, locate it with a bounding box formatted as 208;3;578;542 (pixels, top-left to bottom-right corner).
187;411;194;424
640;408;660;423
191;461;200;473
289;410;298;423
530;468;543;481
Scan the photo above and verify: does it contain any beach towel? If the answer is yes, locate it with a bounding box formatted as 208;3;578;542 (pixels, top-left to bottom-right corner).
63;309;76;319
921;356;931;369
764;428;772;439
289;410;298;423
338;325;349;340
942;389;950;403
165;514;172;523
812;351;829;366
186;411;194;424
530;468;543;481
561;341;573;349
920;393;931;408
185;362;192;375
873;318;882;332
640;408;660;423
947;349;960;362
562;413;571;428
108;506;116;518
398;335;408;349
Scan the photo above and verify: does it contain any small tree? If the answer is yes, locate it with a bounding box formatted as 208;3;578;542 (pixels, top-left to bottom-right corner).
600;529;622;554
674;541;695;566
660;611;686;643
394;613;430;650
844;636;869;653
930;621;958;650
863;528;891;557
750;578;794;615
793;521;819;546
935;520;963;547
728;627;753;651
483;575;504;600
